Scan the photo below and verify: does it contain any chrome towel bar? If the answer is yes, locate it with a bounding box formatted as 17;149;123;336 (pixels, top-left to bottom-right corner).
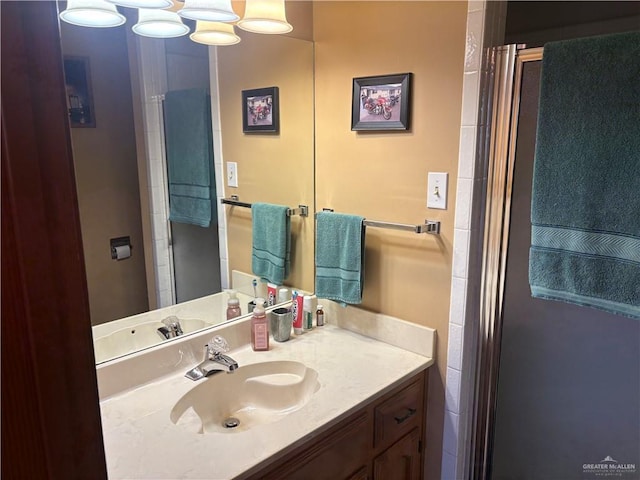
221;196;309;217
319;208;441;235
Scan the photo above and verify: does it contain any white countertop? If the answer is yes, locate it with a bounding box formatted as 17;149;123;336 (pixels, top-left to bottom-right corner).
100;324;433;480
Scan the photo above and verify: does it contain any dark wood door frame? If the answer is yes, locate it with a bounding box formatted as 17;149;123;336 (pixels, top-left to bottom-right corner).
1;1;107;478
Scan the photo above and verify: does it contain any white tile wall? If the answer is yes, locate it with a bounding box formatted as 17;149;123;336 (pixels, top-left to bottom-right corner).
208;47;229;290
442;1;507;478
442;410;461;455
461;71;481;126
452;229;470;279
136;37;174;308
457;127;477;179
453;178;473;230
446;323;464;371
445;367;462;415
449;277;467;327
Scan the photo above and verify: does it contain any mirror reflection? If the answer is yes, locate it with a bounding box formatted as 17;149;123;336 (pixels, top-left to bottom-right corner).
58;2;315;364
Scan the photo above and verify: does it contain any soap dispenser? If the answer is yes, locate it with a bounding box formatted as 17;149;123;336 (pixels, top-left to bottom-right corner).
226;290;242;320
251;298;269;351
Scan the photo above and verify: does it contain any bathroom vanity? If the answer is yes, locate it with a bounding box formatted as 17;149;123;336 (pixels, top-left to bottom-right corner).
244;370;428;480
98;305;434;480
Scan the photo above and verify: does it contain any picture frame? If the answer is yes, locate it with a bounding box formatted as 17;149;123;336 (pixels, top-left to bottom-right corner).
242;86;280;133
351;73;412;131
63;56;96;128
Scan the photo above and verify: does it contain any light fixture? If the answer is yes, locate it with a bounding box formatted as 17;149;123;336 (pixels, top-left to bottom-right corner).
106;0;173;8
237;0;292;34
132;8;189;38
190;21;241;45
59;0;126;28
178;0;239;23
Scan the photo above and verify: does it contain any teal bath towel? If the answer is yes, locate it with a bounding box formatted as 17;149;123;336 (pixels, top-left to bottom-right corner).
529;32;640;319
251;203;291;285
315;212;365;305
164;88;216;227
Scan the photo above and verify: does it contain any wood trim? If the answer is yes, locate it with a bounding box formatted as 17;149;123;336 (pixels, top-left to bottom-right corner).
1;1;107;478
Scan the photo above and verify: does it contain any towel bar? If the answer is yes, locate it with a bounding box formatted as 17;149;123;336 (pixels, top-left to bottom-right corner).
319;209;441;235
221;196;309;217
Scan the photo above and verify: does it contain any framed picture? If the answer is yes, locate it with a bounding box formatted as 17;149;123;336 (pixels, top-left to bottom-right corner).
242;86;279;133
351;73;412;131
63;56;96;128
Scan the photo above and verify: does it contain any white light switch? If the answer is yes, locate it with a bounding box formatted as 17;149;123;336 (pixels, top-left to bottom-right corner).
227;162;238;188
427;172;448;210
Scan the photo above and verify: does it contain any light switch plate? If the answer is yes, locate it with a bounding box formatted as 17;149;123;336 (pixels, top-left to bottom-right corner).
227;162;238;188
427;172;448;209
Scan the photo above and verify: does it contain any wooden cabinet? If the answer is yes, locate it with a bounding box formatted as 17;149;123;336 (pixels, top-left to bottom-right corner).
257;412;370;480
245;369;428;480
373;428;422;480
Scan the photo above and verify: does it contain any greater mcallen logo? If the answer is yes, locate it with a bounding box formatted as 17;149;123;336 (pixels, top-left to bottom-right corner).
583;456;637;477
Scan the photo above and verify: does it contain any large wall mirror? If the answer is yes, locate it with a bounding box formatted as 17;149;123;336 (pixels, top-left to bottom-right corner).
58;2;315;363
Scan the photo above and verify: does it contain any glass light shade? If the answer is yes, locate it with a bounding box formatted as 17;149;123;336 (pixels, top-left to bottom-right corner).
59;0;126;27
237;0;292;34
106;0;173;8
132;9;190;37
178;0;239;22
190;21;240;45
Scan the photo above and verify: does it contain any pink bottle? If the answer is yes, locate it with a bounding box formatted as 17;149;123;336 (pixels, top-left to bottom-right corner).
251;298;269;351
226;290;242;320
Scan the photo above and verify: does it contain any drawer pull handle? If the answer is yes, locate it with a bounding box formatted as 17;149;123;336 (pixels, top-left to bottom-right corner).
394;408;417;424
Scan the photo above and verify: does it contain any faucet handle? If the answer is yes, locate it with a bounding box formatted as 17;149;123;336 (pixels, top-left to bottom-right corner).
158;315;183;338
207;335;230;356
162;315;178;326
162;315;184;336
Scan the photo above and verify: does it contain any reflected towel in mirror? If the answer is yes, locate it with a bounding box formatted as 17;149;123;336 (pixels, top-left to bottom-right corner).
251;203;291;285
164;88;216;227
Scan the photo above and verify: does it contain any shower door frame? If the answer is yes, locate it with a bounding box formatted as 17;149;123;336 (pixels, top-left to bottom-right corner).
469;45;543;480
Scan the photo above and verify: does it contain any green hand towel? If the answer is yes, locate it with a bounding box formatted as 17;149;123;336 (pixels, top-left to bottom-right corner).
315;212;365;305
164;88;216;228
530;31;640;319
251;203;291;285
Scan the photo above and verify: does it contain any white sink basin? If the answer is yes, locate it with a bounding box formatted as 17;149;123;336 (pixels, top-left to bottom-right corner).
94;318;213;363
170;361;320;434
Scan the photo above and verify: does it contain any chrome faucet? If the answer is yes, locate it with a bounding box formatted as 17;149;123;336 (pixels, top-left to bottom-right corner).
157;315;184;340
185;336;238;381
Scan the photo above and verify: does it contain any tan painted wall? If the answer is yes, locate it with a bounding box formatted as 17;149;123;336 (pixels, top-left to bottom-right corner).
313;1;467;476
61;25;148;325
218;32;315;292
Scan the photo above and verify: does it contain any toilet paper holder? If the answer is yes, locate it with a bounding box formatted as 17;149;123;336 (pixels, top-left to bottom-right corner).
110;236;131;260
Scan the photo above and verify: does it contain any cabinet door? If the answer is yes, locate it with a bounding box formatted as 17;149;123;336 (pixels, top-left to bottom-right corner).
346;466;369;480
257;412;370;480
373;428;421;480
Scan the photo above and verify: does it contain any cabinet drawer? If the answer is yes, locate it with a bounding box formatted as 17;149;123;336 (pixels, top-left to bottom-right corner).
256;411;370;480
373;378;423;449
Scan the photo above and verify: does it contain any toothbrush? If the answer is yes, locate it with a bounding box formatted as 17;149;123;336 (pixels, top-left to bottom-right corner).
252;279;258;299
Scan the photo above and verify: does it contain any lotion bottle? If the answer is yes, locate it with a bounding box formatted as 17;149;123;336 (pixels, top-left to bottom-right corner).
251;298;269;351
226;290;242;320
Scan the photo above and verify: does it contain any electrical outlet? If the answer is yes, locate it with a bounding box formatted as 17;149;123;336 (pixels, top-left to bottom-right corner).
427;172;448;209
227;162;238;188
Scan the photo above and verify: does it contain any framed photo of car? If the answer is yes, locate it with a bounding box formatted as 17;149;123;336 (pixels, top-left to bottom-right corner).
242;86;279;133
351;73;412;131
